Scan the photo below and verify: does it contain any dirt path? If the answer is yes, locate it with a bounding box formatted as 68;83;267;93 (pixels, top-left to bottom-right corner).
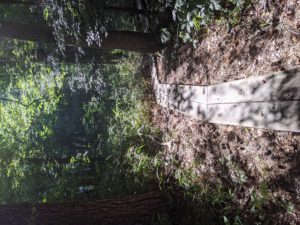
150;0;300;224
157;0;300;85
152;65;300;132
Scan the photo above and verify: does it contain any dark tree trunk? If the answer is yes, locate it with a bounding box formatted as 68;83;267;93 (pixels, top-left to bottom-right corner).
35;47;123;64
65;49;123;64
0;0;33;5
62;47;125;64
0;192;168;225
0;21;164;53
104;5;148;15
0;21;53;43
100;30;163;53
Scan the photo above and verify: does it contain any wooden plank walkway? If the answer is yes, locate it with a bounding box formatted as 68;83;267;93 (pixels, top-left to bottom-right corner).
152;64;300;132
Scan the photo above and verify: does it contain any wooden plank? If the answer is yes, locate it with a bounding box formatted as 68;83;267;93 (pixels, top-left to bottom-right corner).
152;59;300;132
151;63;160;89
164;96;208;120
163;84;207;104
156;90;207;120
160;84;169;96
208;69;300;103
208;101;300;132
154;89;167;106
158;93;168;107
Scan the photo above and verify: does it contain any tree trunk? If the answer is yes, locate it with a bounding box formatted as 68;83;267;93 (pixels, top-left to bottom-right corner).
62;47;124;64
0;0;33;5
0;51;120;65
35;47;122;64
0;192;168;225
101;30;163;53
0;21;164;53
104;5;148;15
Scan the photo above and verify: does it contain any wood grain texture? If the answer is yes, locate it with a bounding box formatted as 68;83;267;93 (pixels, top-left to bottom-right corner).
208;70;300;103
152;62;300;132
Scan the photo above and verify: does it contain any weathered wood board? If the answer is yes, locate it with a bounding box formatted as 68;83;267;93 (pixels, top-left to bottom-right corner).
208;70;300;103
166;84;208;104
155;91;207;120
208;101;300;131
152;62;300;132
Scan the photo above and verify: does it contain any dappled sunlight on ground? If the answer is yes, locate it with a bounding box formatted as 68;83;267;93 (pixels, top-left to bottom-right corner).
152;104;300;223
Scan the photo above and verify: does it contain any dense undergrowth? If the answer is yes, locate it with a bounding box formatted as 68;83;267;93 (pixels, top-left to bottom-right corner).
159;0;251;46
0;42;163;202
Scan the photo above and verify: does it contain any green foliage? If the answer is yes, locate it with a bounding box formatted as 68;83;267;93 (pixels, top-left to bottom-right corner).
152;212;173;225
159;0;248;46
80;53;164;197
0;41;65;203
275;199;295;214
0;2;37;23
126;145;163;185
250;181;270;212
43;7;50;21
0;2;295;224
223;215;243;225
0;35;158;202
42;0;143;52
109;100;150;149
220;156;248;185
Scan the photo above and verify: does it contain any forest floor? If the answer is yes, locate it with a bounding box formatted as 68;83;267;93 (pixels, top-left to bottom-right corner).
149;0;300;224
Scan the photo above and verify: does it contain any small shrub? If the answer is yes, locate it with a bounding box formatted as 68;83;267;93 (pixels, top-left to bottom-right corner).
159;0;249;46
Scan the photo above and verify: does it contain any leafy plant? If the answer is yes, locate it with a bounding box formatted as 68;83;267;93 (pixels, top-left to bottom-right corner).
274;198;295;215
159;0;248;46
224;215;243;225
250;181;270;212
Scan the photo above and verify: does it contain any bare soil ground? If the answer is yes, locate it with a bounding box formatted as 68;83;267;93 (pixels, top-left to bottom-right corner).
151;0;300;224
157;0;300;85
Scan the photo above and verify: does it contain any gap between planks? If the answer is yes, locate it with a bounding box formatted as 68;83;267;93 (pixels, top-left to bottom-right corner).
152;64;300;132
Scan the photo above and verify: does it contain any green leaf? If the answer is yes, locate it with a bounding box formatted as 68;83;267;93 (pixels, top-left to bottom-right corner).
43;7;49;21
224;216;230;225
